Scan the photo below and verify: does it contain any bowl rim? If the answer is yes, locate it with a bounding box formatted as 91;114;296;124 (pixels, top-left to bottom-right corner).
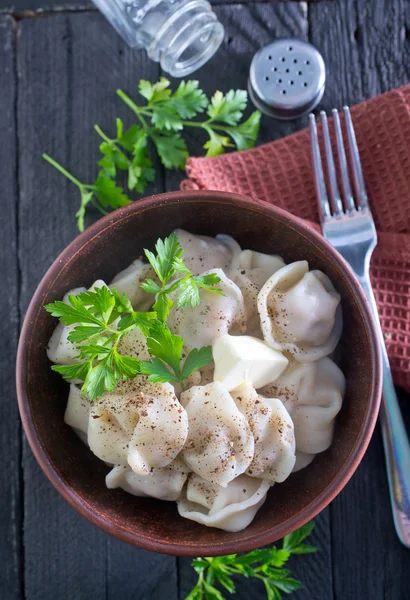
16;190;382;556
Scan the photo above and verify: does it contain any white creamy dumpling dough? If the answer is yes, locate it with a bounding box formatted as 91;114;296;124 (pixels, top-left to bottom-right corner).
106;459;189;501
178;473;270;532
88;378;188;472
167;269;246;351
174;229;239;275
234;250;285;336
181;382;254;487
110;258;156;311
261;357;345;455
231;382;295;482
258;261;342;361
64;383;90;444
293;451;315;473
116;326;150;361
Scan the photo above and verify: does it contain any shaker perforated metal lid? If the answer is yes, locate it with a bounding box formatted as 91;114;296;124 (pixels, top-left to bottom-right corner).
248;39;326;120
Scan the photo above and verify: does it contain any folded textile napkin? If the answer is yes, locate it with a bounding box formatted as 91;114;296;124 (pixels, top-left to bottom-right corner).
181;85;410;393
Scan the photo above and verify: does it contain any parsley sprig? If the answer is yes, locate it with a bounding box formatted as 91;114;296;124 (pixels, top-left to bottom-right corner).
45;286;156;400
45;233;222;400
139;321;212;389
43;78;261;231
141;232;224;322
186;522;317;600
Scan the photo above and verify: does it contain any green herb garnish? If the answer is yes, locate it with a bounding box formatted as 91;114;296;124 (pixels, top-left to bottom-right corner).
141;232;224;322
45;286;156;400
139;321;212;389
186;522;317;600
45;234;222;400
43;77;261;231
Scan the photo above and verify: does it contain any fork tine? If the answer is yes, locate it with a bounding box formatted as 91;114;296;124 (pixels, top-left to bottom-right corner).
332;109;355;212
320;111;343;215
309;113;331;219
343;106;368;208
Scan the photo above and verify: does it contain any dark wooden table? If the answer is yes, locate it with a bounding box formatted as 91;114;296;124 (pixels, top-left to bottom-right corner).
2;0;410;598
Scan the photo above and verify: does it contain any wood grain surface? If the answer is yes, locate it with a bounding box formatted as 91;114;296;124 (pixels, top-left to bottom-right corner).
1;0;409;598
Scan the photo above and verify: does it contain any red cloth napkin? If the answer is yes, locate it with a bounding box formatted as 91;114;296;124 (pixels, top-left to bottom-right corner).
181;85;410;393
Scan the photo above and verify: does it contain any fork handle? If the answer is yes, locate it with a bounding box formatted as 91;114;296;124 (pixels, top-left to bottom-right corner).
360;276;410;548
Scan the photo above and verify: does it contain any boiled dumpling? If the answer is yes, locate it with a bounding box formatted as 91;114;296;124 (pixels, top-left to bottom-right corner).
181;382;254;487
231;382;295;482
106;459;189;501
117;326;150;360
110;259;156;311
167;269;246;352
234;250;285;336
260;357;345;454
88;378;188;473
257;261;342;361
64;383;90;444
174;229;239;275
177;473;270;532
293;451;315;472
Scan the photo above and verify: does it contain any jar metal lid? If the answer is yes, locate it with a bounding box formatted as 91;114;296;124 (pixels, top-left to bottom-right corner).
248;39;326;120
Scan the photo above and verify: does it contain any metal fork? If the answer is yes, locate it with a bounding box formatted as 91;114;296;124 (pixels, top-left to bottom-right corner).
309;107;410;548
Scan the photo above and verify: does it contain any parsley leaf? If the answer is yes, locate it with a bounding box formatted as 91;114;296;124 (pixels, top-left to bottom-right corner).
204;130;234;157
150;131;189;169
186;522;317;600
144;232;182;283
169;80;208;118
207;89;248;125
139;77;171;104
142;233;222;319
181;346;213;381
140;321;212;389
224;111;262;151
94;175;132;209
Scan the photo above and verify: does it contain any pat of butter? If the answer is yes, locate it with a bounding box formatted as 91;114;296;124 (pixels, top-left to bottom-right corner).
213;334;288;391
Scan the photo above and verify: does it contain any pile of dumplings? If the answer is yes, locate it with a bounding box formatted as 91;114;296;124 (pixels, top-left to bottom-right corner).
48;230;345;533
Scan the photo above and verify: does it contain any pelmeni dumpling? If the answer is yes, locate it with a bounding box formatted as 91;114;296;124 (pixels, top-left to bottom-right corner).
167;269;246;351
177;473;270;532
117;326;150;361
231;382;295;482
260;357;345;455
293;451;315;473
181;382;254;487
234;251;285;336
88;378;188;473
64;383;90;444
106;459;189;501
174;229;238;275
110;259;156;311
258;261;342;361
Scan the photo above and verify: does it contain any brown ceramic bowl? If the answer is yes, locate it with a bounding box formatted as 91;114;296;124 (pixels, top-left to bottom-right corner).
16;191;382;556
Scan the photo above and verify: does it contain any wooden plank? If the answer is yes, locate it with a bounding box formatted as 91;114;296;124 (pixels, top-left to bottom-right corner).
309;1;410;599
18;12;176;600
0;14;23;600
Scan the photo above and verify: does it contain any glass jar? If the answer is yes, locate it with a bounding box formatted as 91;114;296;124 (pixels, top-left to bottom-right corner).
92;0;225;77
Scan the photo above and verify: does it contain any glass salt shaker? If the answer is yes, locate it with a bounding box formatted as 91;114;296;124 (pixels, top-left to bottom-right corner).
92;0;225;77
